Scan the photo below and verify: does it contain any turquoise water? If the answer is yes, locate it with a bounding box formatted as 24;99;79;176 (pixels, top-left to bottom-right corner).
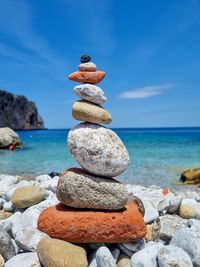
0;128;200;187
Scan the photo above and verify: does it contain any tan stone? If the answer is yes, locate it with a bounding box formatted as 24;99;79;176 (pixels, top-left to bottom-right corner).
72;100;112;124
180;168;200;185
145;224;153;242
179;204;197;219
11;186;46;208
0;210;12;220
117;253;131;267
37;238;88;267
0;254;4;267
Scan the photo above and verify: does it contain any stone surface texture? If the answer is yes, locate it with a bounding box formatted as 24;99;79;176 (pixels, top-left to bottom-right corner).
117;253;131;267
37;202;146;243
0;228;15;261
167;196;182;214
11;186;46;208
72;100;112;124
0;210;12;220
0;127;21;148
68;122;130;177
37;238;88;267
143;200;159;224
5;252;41;267
159;215;187;242
131;242;164;267
158;245;193;267
69;71;105;84
56;168;129;210
74;84;107;105
78;62;97;71
170;226;200;266
179;198;200;219
96;246;117;267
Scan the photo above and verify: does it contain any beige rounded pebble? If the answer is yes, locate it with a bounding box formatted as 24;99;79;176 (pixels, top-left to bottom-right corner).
11;186;46;208
37;238;88;267
117;253;131;267
72;100;112;124
0;210;13;220
179;204;197;219
145;225;153;242
0;254;4;267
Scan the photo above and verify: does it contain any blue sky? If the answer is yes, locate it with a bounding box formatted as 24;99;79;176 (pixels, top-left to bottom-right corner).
0;0;200;128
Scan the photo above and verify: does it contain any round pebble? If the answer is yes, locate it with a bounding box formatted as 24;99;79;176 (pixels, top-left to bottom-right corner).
67;122;130;177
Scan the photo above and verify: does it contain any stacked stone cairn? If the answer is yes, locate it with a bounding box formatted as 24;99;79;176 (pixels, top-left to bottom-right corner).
38;55;146;266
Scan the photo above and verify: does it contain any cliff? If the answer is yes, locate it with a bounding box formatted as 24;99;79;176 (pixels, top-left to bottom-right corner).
0;90;45;130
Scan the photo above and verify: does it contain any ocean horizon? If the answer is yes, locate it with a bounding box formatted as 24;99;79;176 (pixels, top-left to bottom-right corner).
0;126;200;188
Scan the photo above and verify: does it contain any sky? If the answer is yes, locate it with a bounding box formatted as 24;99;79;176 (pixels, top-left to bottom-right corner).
0;0;200;128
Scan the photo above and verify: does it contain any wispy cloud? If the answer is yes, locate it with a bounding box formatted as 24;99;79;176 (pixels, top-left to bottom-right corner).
119;84;175;99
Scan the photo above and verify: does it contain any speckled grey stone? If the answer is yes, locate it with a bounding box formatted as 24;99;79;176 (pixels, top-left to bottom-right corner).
159;215;187;243
74;84;107;105
0;228;15;261
167;196;182;214
158;245;193;267
57;168;129;210
96;246;117;267
67;122;130;177
170;226;200;266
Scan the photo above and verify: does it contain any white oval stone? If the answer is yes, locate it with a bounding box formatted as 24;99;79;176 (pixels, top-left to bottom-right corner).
74;84;107;105
78;62;97;71
67;122;130;177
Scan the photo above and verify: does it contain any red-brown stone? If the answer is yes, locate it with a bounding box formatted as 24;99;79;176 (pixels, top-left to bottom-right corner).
68;71;105;84
38;202;146;243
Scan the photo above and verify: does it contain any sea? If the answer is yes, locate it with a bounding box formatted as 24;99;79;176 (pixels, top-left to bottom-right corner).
0;127;200;188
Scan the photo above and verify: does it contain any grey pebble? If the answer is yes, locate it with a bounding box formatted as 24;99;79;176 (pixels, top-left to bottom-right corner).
158;245;193;267
96;246;117;267
0;228;15;261
170;226;200;266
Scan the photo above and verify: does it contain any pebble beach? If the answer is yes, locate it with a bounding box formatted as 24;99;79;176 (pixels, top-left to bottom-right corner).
0;55;200;267
0;173;200;266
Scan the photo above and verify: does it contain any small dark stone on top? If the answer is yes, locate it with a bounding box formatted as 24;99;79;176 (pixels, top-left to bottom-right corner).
48;172;61;178
80;55;91;63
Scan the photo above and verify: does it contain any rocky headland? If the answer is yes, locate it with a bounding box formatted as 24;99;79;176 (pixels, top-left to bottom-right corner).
0;90;44;130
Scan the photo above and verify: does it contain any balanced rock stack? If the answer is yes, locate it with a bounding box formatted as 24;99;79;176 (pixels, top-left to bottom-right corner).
38;55;146;244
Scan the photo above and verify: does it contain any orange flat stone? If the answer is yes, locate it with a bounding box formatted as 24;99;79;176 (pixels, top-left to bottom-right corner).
38;202;146;243
68;71;105;84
